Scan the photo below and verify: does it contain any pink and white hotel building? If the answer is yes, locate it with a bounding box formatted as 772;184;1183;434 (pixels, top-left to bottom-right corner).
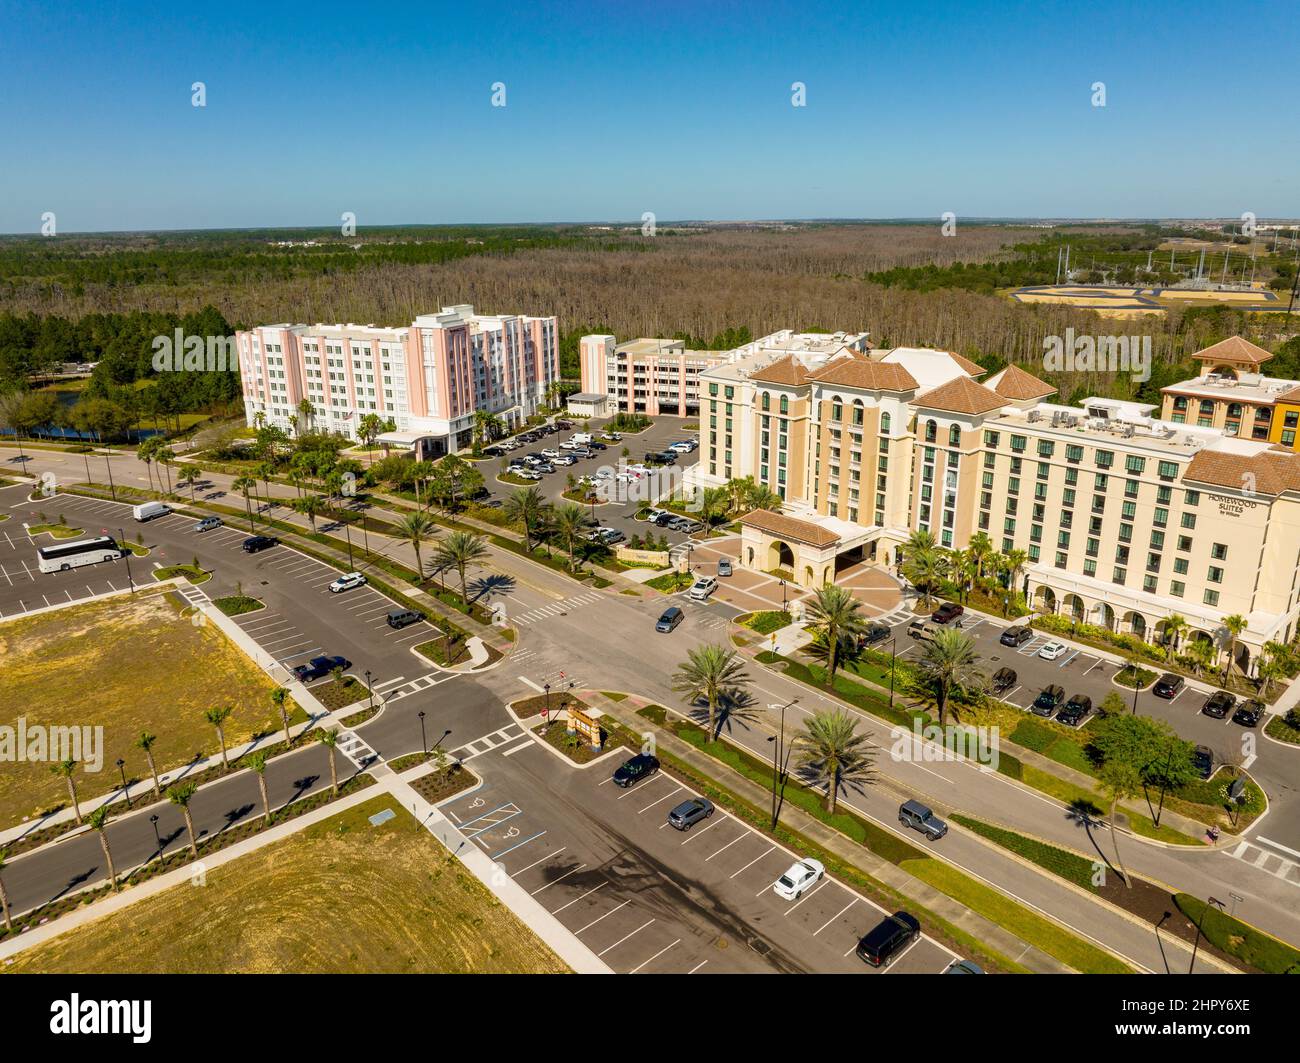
236;305;558;458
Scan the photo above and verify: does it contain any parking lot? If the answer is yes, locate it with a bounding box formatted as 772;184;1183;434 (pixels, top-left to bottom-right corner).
441;737;960;974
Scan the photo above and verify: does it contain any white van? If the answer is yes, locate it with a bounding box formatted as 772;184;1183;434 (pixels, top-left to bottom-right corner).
132;501;171;522
570;432;593;445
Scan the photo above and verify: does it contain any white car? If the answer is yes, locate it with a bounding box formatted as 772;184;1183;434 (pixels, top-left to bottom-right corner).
559;439;582;451
553;454;577;466
669;441;695;453
643;507;669;522
688;577;718;600
541;448;562;459
1038;640;1068;661
511;467;541;480
772;858;825;900
329;572;368;594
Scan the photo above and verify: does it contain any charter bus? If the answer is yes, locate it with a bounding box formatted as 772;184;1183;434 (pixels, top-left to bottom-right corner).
36;535;124;574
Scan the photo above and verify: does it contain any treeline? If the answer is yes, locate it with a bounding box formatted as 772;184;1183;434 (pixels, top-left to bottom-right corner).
0;305;243;441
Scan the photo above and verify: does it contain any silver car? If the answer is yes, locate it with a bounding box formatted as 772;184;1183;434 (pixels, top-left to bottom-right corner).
668;797;714;830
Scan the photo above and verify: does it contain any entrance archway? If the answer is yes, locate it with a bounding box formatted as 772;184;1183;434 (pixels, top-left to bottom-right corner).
767;539;795;571
1062;593;1084;621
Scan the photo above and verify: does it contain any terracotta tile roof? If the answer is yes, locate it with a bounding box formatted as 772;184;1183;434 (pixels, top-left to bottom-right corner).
1192;336;1273;366
988;363;1057;400
1183;448;1300;496
912;375;1007;416
739;508;841;548
1274;384;1300;404
749;355;809;387
947;351;987;377
806;357;918;392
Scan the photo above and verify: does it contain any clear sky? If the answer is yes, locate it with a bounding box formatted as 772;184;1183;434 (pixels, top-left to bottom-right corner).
1;0;1296;233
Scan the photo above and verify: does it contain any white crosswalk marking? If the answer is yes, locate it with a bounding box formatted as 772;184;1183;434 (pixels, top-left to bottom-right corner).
448;723;527;762
511;591;605;625
1228;840;1300;886
335;730;379;770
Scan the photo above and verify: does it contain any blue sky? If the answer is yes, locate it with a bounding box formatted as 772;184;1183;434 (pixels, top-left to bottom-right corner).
1;0;1296;232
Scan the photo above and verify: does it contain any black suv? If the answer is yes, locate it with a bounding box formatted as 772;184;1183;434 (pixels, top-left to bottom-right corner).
1192;745;1214;780
1152;673;1185;699
856;911;921;967
242;535;278;553
1057;694;1091;726
991;667;1017;694
857;622;891;647
931;602;964;624
612;753;660;788
1201;691;1236;719
292;654;351;683
1000;625;1033;647
1232;699;1265;727
1031;684;1065;716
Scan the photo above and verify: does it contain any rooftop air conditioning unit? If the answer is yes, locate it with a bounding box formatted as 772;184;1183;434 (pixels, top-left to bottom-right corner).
1121;425;1135;438
1027;410;1041;422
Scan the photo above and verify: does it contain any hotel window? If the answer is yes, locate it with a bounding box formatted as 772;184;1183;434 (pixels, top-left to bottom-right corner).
1122;501;1137;520
925;420;937;443
1112;567;1126;585
1064;467;1078;486
1055;552;1068;568
1086;537;1099;557
1010;435;1026;453
1204;590;1220;607
1181;512;1196;530
880;412;891;433
1174;558;1189;575
1208;566;1224;583
1037;439;1054;458
1083;559;1097;576
1158;461;1178;480
1062;488;1075;507
985;430;999;448
1211;543;1227;560
1156;485;1172;505
1125;455;1145;474
832;400;843;421
984;452;996;469
1096;450;1114;468
1153;507;1167;527
948;424;960;446
1151;530;1165;549
1094;473;1109;490
1143;575;1158;593
852;402;863;425
1170;580;1185;597
781;395;789;415
1003;518;1016;535
761;392;770;411
1147;552;1161;571
1008;476;1020;494
1124;479;1139;498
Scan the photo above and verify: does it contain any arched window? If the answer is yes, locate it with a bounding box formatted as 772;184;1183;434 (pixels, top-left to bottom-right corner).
925;420;937;443
761;392;770;411
832;399;843;422
948;424;961;446
852;400;864;426
880;411;891;433
779;394;789;415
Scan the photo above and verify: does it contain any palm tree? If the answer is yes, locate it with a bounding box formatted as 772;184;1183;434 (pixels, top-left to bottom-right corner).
270;686;292;746
293;493;325;533
155;445;176;494
1221;614;1247;681
409;459;436;509
0;850;11;931
168;782;200;856
1162;614;1188;659
672;644;751;738
1187;637;1216;677
136;439;157;493
905;529;937;553
803;584;865;689
87;805;120;892
551;503;588;571
247;751;272;824
1099;761;1140;887
967;531;993;581
51;758;81;824
205;705;234;772
431;531;490;607
1002;548;1028;597
297;397;316;433
395;511;438;579
504;486;549;552
179;465;201;502
917;628;984;726
951;550;977;603
794;709;877;814
317;729;340;793
902;545;947;611
232;475;257;532
1258;656;1284;700
137;731;161;798
699;486;731;527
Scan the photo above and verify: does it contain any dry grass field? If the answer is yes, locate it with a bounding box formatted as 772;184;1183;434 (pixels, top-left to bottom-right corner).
5;795;570;974
0;588;295;825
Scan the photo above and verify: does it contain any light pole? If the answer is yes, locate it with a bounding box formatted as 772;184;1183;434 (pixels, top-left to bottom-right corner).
119;528;135;593
365;670;374;713
418;710;427;755
117;758;130;808
1188;896;1223;974
343;516;355;569
104;453;117;499
888;635;898;711
780;579;788;615
149;813;160;847
766;697;799;829
543;682;552;725
1131;666;1140;715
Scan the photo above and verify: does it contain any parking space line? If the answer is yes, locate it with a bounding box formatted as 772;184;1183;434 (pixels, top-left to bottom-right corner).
551;881;605;913
514;847;565;876
637;787;682;813
618;773;671;800
574;899;629;934
597;919;654;957
704;833;749;862
629;940;679;974
814;898;857;936
781;879;833;913
730;845;775;879
492;831;547;860
687;960;708;973
530;864;586;895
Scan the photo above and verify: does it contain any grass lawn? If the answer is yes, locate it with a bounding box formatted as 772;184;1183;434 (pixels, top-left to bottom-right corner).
214;594;264;616
28;522;84;539
740;610;792;635
645;570;691;593
0;589;294;826
1265;713;1300;745
152;564;210;584
310;675;371;712
5;795;570;973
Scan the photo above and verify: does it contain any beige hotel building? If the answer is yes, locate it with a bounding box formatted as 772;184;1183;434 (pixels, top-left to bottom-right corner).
683;335;1300;673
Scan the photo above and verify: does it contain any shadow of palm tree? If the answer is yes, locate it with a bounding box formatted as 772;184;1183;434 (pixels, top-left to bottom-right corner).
469;572;516;602
715;688;764;739
1065;797;1116;876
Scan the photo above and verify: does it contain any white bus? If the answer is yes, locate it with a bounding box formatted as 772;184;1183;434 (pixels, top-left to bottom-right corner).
37;535;124;574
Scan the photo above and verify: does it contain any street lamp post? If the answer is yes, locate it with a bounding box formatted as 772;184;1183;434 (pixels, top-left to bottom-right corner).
343;517;354;569
543;682;551;725
104;453;117;499
889;635;898;711
780;579;788;614
767;697;799;829
1188;896;1224;974
1154;910;1173;974
1131;666;1140;715
418;710;427;755
119;528;135;593
365;670;374;713
149;813;160;847
117;758;131;808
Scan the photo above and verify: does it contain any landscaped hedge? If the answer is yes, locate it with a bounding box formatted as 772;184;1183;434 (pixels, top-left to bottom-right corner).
1174;893;1300;974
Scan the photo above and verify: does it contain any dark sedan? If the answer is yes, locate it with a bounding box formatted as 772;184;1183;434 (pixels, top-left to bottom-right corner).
612;753;660;788
1152;673;1185;699
931;602;964;624
1201;691;1236;719
292;654;351;683
857;622;891;647
1232;700;1265;728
